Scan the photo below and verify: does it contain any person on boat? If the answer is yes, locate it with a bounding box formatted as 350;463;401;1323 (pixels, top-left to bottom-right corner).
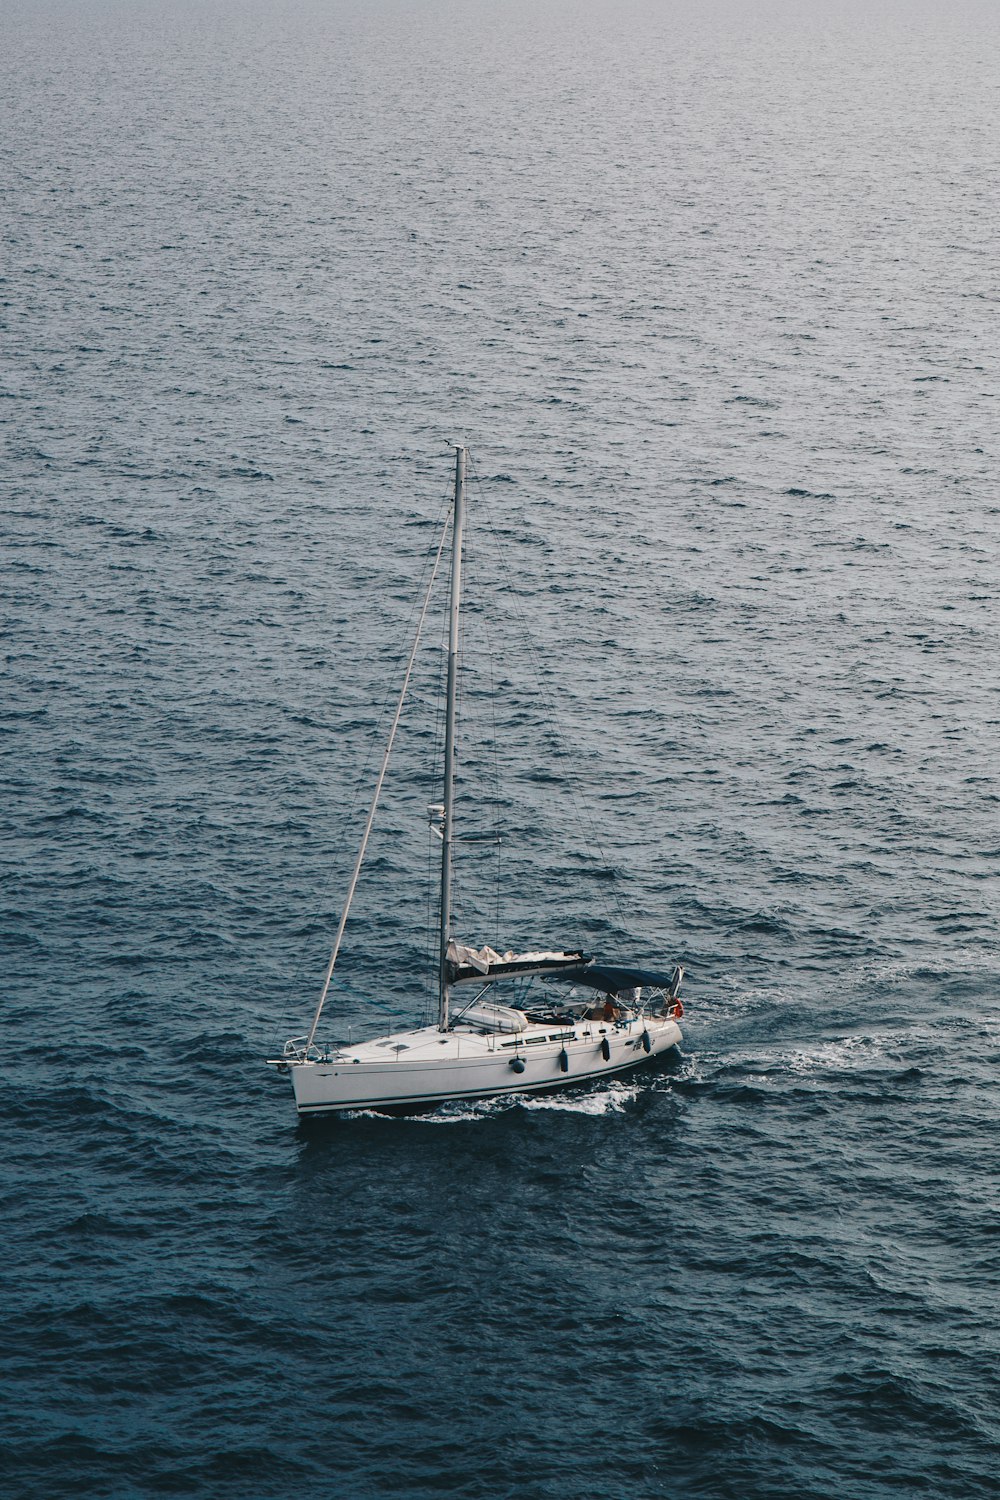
602;995;621;1022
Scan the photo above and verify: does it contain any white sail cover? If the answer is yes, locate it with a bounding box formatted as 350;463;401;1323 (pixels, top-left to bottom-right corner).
446;942;589;983
448;942;511;974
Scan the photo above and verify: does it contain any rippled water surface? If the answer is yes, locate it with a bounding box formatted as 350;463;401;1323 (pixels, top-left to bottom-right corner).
3;1;999;1496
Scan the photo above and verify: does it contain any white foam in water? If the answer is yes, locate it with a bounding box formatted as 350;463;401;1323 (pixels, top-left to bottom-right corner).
778;1035;891;1074
706;1031;921;1080
516;1081;640;1114
402;1081;642;1124
849;949;1000;988
699;978;797;1021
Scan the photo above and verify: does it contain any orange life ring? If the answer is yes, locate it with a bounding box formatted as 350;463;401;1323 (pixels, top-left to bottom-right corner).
673;999;684;1019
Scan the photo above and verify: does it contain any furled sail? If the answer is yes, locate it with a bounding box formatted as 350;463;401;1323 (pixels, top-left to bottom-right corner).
446;942;591;986
446;943;681;997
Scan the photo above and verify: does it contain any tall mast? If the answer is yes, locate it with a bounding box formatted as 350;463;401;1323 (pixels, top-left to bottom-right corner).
438;445;466;1031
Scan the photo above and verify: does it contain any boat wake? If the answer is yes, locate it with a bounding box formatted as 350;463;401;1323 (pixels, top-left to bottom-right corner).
350;1079;646;1124
512;1080;641;1115
681;1028;937;1089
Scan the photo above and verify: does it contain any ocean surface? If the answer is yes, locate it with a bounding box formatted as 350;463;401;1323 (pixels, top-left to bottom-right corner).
3;1;999;1496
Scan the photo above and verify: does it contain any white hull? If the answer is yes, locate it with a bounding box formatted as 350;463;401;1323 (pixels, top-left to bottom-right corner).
287;1013;682;1116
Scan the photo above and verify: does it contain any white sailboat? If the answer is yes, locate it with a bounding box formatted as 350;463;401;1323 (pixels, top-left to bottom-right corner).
268;447;684;1117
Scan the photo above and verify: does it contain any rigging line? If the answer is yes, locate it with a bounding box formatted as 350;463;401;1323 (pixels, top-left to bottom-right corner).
450;558;469;940
303;507;452;1051
479;539;504;946
268;478;454;1055
462;513;505;944
420;548;452;1022
422;826;436;1027
340;484;455;826
449;515;498;947
422;576;451;1022
465;453;633;943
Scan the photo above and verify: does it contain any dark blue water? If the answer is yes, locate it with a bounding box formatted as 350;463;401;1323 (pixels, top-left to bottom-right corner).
3;1;999;1496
